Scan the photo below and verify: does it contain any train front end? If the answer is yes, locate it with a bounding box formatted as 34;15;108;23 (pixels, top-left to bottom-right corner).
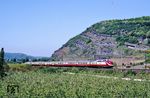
95;59;114;68
105;60;113;68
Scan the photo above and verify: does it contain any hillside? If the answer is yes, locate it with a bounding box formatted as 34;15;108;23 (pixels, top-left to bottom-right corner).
5;53;34;60
50;16;150;61
5;53;49;61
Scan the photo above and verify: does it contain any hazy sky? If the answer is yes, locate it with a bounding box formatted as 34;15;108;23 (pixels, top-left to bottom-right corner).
0;0;150;56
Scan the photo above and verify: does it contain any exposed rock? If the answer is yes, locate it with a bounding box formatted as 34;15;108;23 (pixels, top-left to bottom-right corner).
50;16;150;61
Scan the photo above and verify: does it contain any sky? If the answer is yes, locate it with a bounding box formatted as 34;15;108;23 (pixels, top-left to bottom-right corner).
0;0;150;57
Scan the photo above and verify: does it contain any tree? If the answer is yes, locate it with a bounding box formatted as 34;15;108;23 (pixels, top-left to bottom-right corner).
25;58;29;62
136;31;146;38
22;59;26;63
146;31;150;38
128;36;138;44
0;48;5;78
13;58;16;63
145;53;150;63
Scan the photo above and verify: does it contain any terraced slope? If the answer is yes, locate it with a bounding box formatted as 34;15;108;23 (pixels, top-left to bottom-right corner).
51;16;150;61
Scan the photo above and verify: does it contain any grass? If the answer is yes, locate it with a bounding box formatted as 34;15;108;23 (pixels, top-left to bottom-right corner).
8;63;32;71
7;63;150;78
1;64;150;97
0;70;150;97
8;63;28;68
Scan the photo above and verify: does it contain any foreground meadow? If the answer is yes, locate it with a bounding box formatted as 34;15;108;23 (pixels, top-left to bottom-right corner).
0;66;150;98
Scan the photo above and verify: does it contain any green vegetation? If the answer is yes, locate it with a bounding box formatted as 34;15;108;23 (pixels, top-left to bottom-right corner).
0;48;5;78
5;53;49;63
51;16;150;61
2;16;150;97
86;39;92;44
0;67;150;97
39;67;150;79
8;64;32;72
87;16;150;45
67;35;91;47
145;53;150;63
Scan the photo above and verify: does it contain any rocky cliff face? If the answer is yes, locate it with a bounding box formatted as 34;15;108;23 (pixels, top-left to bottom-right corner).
50;31;118;61
50;16;150;61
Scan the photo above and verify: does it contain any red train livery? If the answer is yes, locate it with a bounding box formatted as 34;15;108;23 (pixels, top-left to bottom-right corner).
26;59;113;68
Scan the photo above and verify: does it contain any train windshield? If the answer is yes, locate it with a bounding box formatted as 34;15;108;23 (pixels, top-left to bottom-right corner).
95;59;108;62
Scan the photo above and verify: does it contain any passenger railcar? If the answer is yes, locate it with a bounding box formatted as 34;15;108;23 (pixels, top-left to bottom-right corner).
26;59;113;68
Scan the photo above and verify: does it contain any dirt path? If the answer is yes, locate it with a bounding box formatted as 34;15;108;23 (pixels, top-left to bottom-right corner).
64;72;149;82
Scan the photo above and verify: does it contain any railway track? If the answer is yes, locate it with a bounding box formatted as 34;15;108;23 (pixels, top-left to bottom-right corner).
28;61;150;73
31;65;150;73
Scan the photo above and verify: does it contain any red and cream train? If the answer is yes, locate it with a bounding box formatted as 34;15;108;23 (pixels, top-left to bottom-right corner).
26;59;113;68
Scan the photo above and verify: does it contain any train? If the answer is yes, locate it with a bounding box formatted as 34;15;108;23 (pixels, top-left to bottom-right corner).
26;59;113;68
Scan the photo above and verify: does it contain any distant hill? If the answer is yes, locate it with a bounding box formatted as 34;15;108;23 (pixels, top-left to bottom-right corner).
5;53;49;61
50;16;150;61
5;53;34;60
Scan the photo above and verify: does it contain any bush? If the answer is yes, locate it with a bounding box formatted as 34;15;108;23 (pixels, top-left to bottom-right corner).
0;70;150;97
123;70;136;77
